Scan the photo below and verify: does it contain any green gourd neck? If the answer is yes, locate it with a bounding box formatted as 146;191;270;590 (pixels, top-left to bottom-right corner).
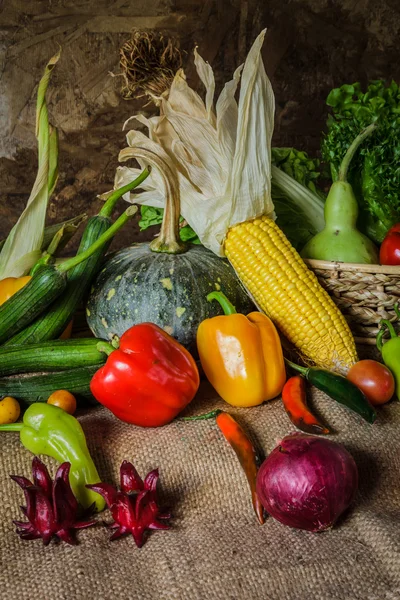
324;181;358;230
324;123;376;230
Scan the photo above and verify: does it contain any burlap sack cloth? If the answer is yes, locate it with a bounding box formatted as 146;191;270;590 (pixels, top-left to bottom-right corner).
0;351;399;599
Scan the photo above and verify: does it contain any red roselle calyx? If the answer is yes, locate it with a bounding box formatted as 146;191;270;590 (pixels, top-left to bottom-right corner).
87;460;170;548
11;457;96;545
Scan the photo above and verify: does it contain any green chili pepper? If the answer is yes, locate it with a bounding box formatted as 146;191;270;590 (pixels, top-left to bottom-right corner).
0;403;105;512
377;306;400;398
285;359;376;423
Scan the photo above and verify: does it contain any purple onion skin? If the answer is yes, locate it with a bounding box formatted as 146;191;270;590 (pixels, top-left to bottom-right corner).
256;433;358;532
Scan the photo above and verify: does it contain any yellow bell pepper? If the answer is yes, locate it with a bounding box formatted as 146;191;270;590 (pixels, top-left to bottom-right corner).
0;276;31;305
197;292;286;407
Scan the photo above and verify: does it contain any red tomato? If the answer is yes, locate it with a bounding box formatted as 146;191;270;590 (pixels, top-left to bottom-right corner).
387;223;400;235
347;360;394;406
380;228;400;265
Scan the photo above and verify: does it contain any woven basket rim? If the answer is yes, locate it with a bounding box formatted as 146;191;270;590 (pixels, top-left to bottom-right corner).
304;258;400;275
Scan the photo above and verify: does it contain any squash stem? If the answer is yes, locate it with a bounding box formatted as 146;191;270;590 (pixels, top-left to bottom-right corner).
100;167;151;218
149;163;186;255
58;206;137;273
207;291;237;315
338;123;376;182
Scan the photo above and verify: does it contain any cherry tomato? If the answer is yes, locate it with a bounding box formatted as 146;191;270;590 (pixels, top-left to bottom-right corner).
0;396;21;424
380;227;400;265
47;390;77;414
347;360;394;405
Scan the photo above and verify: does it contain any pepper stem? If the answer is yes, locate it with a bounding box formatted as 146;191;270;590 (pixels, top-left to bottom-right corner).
100;167;151;218
207;291;237;315
394;303;400;321
57;206;137;273
284;358;308;376
96;341;115;356
338;123;376;182
182;409;222;421
0;423;23;431
377;318;398;352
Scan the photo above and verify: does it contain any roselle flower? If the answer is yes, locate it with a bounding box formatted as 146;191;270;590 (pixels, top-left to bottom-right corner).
11;457;96;545
87;460;170;548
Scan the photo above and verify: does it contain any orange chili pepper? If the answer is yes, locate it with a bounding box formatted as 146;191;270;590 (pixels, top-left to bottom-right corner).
281;375;329;435
184;409;265;524
197;292;286;407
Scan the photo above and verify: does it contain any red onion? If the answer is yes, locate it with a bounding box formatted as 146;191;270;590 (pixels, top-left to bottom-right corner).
256;433;358;532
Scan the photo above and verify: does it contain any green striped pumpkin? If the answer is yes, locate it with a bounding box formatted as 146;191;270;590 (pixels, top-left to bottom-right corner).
86;243;254;353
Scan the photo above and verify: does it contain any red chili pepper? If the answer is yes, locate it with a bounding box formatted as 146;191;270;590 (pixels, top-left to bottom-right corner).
184;410;265;524
281;375;329;435
91;323;200;427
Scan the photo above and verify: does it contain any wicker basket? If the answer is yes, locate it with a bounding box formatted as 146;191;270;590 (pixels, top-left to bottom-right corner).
305;259;400;345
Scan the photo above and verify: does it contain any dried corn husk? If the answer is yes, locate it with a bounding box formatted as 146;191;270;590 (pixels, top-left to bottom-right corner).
0;50;60;278
115;30;275;256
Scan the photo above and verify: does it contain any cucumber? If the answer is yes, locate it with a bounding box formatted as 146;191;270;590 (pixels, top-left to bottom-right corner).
0;365;99;403
5;170;150;347
0;338;106;376
0;206;137;348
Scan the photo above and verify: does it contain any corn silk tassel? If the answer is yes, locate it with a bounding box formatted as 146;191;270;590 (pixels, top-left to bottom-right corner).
114;30;358;373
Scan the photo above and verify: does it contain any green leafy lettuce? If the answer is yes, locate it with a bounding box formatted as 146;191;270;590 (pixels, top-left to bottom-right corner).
322;80;400;243
138;206;201;244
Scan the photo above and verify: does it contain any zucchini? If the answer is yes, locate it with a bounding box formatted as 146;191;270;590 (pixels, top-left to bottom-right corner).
0;267;66;346
0;365;99;403
0;338;106;376
6;169;150;346
0;206;136;346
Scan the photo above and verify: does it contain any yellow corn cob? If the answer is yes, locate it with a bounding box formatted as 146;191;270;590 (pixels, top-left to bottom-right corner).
224;215;358;374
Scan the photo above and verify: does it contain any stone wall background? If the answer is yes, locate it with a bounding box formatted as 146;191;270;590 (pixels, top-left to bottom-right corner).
1;0;399;250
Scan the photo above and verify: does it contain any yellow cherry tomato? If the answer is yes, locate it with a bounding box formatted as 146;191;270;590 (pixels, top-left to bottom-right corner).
0;396;21;424
47;390;77;415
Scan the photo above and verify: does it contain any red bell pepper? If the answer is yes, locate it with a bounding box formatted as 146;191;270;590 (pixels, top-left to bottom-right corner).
91;323;200;427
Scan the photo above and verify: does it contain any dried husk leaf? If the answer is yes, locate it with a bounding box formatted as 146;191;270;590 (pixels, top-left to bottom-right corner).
0;50;60;279
115;30;275;256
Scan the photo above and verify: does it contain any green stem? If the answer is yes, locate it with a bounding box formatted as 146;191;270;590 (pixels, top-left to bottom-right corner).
100;167;151;218
377;319;398;352
182;409;222;421
0;423;23;431
207;291;237;315
338;123;376;182
96;341;115;356
57;206;137;273
284;358;308;376
394;303;400;321
30;224;66;275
